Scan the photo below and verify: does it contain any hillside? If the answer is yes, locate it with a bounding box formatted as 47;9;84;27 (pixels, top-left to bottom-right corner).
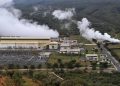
15;0;120;36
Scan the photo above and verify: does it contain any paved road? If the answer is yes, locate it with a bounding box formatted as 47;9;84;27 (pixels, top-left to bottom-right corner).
100;44;120;72
50;72;64;80
0;67;115;73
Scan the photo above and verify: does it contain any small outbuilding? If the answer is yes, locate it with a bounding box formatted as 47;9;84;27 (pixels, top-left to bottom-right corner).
86;54;98;61
49;42;59;50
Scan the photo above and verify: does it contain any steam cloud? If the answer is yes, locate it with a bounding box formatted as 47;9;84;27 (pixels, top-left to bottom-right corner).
52;8;75;20
52;7;119;43
77;18;120;43
0;0;59;37
33;6;39;11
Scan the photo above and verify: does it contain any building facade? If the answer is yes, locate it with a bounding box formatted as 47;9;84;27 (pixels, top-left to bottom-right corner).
59;39;81;54
49;42;59;50
0;37;51;49
86;54;99;62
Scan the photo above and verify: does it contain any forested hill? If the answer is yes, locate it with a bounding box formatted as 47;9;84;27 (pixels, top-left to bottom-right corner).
14;0;120;7
14;0;120;36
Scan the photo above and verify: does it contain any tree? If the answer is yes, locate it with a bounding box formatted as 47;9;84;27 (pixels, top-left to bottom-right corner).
67;62;74;69
23;65;28;69
94;49;98;53
28;69;34;78
37;64;42;69
7;71;14;78
53;63;59;68
16;65;20;69
12;72;23;86
85;49;88;54
57;59;62;64
61;79;88;86
71;60;76;64
97;43;100;48
46;63;52;68
30;65;35;69
91;62;97;70
60;63;65;68
33;72;46;81
66;60;77;69
92;39;97;43
99;62;108;69
0;66;3;70
74;63;81;68
8;64;15;69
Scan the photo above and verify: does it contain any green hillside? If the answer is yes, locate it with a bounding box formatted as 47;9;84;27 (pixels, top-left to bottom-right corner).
16;0;120;36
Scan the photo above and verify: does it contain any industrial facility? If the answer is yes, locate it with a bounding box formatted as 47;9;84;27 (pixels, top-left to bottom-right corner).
0;37;59;50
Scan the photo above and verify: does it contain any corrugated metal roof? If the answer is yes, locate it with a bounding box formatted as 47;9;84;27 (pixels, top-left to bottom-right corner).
0;37;50;40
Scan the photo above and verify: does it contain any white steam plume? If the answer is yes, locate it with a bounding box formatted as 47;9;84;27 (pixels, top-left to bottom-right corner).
0;0;59;37
77;18;120;43
52;8;75;20
33;6;39;11
0;0;13;6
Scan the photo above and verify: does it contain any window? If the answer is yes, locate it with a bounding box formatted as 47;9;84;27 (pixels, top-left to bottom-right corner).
52;46;54;49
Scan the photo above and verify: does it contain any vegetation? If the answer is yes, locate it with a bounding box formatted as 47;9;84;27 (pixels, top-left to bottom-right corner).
3;0;120;85
48;52;80;64
84;45;99;54
0;69;120;86
69;35;90;43
62;71;120;86
91;62;97;70
107;44;120;62
16;0;120;37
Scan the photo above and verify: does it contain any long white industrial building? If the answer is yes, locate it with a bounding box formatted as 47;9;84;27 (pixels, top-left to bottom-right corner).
0;37;56;49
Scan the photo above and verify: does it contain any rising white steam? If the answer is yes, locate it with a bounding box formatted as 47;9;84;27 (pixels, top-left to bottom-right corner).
52;8;75;20
0;0;13;6
33;6;39;11
0;0;59;37
77;18;120;43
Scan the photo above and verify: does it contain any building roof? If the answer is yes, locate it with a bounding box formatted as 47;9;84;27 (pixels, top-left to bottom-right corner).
0;37;51;40
49;42;59;45
86;54;98;57
60;43;70;47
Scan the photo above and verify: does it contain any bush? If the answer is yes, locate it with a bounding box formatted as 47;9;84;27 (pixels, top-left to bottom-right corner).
74;63;81;68
33;72;47;81
37;64;42;69
53;63;58;68
46;63;52;68
8;64;15;69
30;65;35;69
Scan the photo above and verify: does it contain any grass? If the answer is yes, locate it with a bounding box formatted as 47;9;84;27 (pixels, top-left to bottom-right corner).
48;52;80;64
84;45;101;54
112;49;120;57
69;35;91;43
109;49;120;59
3;77;15;86
107;44;120;61
0;76;42;86
23;77;42;86
61;72;120;86
107;44;120;63
48;52;91;66
115;33;120;39
0;77;7;86
107;44;120;49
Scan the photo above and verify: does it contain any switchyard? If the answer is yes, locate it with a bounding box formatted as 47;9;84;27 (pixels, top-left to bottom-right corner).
0;49;50;66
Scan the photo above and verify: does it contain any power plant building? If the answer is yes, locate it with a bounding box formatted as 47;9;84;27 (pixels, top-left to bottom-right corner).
0;37;52;49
